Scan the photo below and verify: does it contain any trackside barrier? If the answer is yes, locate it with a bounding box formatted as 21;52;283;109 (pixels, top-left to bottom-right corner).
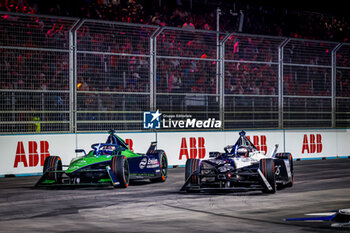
1;129;349;176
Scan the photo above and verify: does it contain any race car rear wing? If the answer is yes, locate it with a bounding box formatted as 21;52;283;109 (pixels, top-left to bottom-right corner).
146;141;157;155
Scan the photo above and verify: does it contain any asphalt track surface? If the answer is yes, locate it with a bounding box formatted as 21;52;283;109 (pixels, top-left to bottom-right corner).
0;159;350;233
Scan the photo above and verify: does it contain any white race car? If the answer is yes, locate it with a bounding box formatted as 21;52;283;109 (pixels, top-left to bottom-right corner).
181;131;294;193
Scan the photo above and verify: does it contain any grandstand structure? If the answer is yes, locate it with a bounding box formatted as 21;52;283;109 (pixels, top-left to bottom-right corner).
0;11;349;133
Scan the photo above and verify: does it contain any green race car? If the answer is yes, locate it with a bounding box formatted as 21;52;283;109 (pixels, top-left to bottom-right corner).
35;130;168;188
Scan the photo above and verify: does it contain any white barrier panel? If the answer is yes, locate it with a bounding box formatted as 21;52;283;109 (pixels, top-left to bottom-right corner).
285;129;350;159
156;131;227;166
0;134;76;176
0;129;349;176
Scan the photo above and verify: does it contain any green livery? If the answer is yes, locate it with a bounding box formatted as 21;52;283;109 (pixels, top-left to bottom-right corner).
35;130;168;188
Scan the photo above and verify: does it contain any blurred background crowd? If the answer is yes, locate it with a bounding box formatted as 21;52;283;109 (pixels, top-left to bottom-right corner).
1;0;349;41
1;0;349;131
0;0;349;96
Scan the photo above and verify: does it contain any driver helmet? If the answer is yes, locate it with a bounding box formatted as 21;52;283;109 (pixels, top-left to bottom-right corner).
105;145;115;151
237;146;249;157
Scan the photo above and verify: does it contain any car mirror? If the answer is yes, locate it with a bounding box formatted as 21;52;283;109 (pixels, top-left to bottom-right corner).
209;152;220;158
75;149;87;156
224;145;234;153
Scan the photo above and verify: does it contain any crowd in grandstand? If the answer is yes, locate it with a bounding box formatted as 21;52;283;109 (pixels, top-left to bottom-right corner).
1;0;349;41
0;0;349;100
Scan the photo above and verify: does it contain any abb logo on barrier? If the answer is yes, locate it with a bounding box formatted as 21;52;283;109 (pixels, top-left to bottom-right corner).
246;135;267;154
14;141;50;168
302;134;322;154
179;137;206;160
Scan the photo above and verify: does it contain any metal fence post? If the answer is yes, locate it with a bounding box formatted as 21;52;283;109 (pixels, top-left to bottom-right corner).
150;27;163;111
220;33;235;130
278;38;290;129
216;8;221;104
69;19;82;133
72;19;85;133
332;43;343;128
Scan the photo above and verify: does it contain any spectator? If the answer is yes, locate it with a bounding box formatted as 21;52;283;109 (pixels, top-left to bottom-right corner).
168;70;181;93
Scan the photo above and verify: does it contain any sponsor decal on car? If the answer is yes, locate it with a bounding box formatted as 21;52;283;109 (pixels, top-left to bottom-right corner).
132;173;156;177
139;157;148;169
147;158;159;168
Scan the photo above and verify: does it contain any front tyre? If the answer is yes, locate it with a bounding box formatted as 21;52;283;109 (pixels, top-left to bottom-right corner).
259;158;276;194
111;156;130;188
43;156;63;184
150;150;168;183
185;159;201;192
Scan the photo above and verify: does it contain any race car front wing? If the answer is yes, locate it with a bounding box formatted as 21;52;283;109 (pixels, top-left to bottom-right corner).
180;168;271;193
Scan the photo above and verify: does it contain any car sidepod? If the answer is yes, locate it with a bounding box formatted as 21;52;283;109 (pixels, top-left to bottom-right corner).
127;152;165;180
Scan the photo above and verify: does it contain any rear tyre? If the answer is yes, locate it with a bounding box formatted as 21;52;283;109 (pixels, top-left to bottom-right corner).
259;158;276;194
43;156;63;184
185;159;201;192
150;150;168;183
111;156;130;188
275;152;294;187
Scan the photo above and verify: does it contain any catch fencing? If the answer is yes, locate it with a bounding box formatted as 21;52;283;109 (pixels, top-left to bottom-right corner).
0;12;349;133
